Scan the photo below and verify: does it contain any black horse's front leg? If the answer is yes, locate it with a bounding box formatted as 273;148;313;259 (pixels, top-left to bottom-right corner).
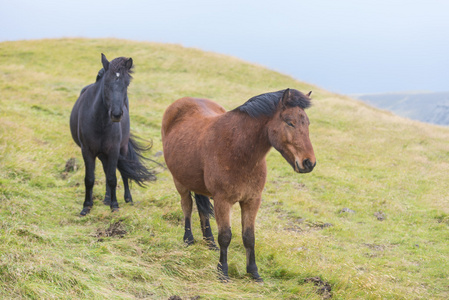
121;173;133;204
104;152;120;212
99;155;112;206
80;149;96;216
103;184;111;206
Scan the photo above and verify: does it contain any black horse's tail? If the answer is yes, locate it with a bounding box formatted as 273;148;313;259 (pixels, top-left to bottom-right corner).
193;193;214;218
117;135;157;186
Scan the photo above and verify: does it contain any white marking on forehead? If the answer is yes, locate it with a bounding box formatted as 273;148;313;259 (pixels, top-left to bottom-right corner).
116;72;120;77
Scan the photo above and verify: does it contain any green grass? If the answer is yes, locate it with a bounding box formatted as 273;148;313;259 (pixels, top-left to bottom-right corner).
1;38;449;299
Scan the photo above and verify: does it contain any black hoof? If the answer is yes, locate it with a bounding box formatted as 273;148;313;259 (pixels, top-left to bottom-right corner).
125;197;133;204
103;197;111;206
80;207;91;216
218;273;230;283
207;241;219;251
184;237;195;246
111;207;119;213
184;231;195;246
248;271;263;282
217;264;229;282
248;269;262;282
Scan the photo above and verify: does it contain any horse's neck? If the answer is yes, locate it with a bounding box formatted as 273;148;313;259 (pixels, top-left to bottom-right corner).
222;111;272;162
91;83;109;123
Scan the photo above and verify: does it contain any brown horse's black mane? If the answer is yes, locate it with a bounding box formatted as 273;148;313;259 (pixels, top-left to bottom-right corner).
234;89;311;118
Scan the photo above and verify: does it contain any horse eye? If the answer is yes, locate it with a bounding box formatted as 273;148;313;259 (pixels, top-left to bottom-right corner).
286;121;294;127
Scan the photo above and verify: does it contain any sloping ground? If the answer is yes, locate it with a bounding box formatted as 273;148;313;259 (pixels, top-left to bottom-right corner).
0;39;448;299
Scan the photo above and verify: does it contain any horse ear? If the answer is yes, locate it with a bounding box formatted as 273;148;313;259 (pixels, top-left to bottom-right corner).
126;58;133;70
101;53;109;71
281;88;291;108
307;91;312;97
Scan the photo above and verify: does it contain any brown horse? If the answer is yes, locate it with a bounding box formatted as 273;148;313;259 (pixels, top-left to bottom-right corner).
161;88;316;281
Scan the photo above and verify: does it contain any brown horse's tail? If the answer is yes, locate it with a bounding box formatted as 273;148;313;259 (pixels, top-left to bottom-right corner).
193;193;214;218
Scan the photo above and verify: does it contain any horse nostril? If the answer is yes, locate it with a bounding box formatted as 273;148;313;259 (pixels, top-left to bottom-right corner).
111;111;122;121
303;159;314;170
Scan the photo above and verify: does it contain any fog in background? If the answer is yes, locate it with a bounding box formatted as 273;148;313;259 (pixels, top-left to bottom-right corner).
1;0;448;94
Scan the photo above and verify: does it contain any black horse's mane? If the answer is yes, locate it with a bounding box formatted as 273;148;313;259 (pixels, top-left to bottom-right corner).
235;89;311;118
95;57;134;83
96;68;105;82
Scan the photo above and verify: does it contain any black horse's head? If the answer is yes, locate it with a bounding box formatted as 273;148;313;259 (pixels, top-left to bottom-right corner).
100;53;133;122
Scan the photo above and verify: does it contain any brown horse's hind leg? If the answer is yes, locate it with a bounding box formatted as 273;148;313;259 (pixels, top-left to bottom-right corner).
214;199;232;281
193;193;217;250
174;179;195;245
240;198;263;282
199;211;218;250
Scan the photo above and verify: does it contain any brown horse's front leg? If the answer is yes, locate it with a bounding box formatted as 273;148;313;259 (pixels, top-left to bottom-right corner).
218;227;232;281
215;200;232;281
240;198;263;282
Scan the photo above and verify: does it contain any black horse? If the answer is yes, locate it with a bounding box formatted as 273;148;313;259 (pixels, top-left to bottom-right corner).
70;53;155;216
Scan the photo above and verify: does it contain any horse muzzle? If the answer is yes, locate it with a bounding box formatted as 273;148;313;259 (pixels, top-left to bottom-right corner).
295;159;316;173
110;110;123;122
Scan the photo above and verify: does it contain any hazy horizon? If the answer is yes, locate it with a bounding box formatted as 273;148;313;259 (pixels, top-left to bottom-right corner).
1;0;448;95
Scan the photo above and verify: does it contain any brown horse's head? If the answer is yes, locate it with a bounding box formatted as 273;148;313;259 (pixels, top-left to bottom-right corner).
267;89;316;173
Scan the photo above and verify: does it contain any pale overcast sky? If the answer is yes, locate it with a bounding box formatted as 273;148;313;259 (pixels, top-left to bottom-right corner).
1;0;448;94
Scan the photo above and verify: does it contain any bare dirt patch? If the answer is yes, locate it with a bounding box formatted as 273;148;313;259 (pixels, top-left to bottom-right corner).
94;221;127;239
61;157;80;179
65;157;79;172
304;276;332;299
374;211;386;221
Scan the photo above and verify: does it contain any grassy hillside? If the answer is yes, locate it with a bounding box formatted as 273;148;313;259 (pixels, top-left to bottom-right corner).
1;38;448;299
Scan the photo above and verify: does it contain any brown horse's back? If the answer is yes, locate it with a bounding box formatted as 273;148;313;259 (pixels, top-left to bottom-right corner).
162;97;226;137
162;97;226;195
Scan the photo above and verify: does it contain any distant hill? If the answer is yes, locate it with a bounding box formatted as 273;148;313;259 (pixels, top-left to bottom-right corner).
355;92;449;126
